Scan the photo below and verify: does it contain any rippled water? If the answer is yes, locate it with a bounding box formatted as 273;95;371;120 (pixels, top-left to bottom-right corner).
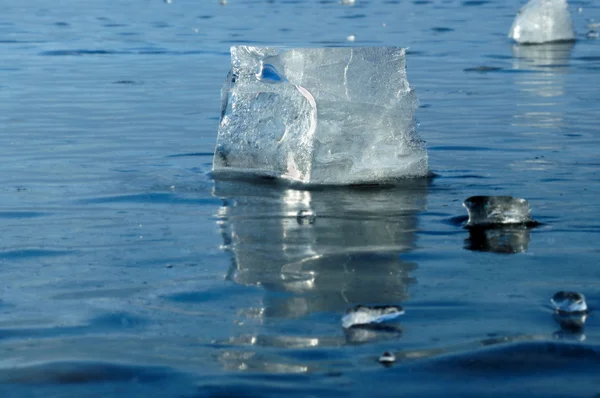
1;0;600;396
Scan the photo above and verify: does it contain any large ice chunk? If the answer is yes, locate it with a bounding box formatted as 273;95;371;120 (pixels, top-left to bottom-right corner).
213;46;428;185
509;0;575;44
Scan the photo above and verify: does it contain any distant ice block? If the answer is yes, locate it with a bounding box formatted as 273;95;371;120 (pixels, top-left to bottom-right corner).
213;46;428;185
509;0;575;44
463;196;536;227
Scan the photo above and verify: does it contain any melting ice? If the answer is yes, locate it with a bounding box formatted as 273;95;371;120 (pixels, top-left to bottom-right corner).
213;46;428;185
463;196;535;228
509;0;575;44
341;305;404;328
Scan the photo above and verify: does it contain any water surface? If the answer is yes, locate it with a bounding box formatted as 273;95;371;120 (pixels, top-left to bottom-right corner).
1;0;600;396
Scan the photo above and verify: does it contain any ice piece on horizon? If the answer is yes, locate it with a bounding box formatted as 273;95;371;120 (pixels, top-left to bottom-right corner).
341;305;404;328
213;46;428;185
379;351;396;364
509;0;575;44
551;291;588;314
463;196;536;227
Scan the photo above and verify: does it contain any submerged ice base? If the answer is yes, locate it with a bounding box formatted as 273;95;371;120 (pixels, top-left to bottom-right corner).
509;0;575;44
213;46;428;185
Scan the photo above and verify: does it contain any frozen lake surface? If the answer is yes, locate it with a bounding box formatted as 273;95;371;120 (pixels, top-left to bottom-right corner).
1;0;600;396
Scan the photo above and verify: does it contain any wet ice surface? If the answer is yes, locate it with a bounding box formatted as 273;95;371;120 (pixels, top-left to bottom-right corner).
213;46;427;184
509;0;576;44
1;0;600;396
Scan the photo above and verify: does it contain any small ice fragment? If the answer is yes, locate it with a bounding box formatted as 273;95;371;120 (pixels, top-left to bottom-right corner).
219;0;227;5
586;30;599;39
296;209;316;225
341;305;404;329
463;196;535;227
550;291;587;313
379;351;396;364
508;0;575;44
346;34;356;42
213;46;428;185
341;0;356;5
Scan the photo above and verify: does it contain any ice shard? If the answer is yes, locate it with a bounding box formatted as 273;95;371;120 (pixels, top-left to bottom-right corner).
509;0;575;44
213;46;428;185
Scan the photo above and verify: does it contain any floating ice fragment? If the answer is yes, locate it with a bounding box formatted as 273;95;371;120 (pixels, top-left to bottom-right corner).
379;351;396;364
296;209;316;225
550;291;587;314
346;34;356;42
586;30;599;39
509;0;575;44
463;196;536;228
341;305;404;328
341;0;356;5
213;46;428;185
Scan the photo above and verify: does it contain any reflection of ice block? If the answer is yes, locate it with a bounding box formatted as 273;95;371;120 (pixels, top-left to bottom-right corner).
213;46;428;185
509;0;575;44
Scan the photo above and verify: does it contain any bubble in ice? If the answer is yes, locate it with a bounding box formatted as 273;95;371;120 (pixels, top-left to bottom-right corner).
341;305;404;329
296;209;316;225
379;351;396;365
550;291;588;314
212;46;428;185
508;0;575;44
462;196;536;228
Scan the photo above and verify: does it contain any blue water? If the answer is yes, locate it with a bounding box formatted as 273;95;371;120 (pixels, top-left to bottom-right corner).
1;0;600;396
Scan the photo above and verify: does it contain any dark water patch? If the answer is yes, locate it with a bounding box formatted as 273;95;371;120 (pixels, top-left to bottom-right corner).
40;48;228;57
52;287;145;300
164;284;255;304
413;1;432;4
419;230;464;236
486;54;512;60
0;249;74;260
338;14;367;19
113;80;143;85
0;361;173;384
574;56;600;61
0;211;48;219
103;23;126;28
444;215;469;227
426;341;600;375
197;15;214;19
196;374;341;398
429;145;495;151
462;0;489;5
464;66;503;72
0;312;147;341
54;22;69;27
40;49;119;56
152;22;170;28
88;312;148;329
432;27;453;33
78;193;220;206
166;152;213;158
